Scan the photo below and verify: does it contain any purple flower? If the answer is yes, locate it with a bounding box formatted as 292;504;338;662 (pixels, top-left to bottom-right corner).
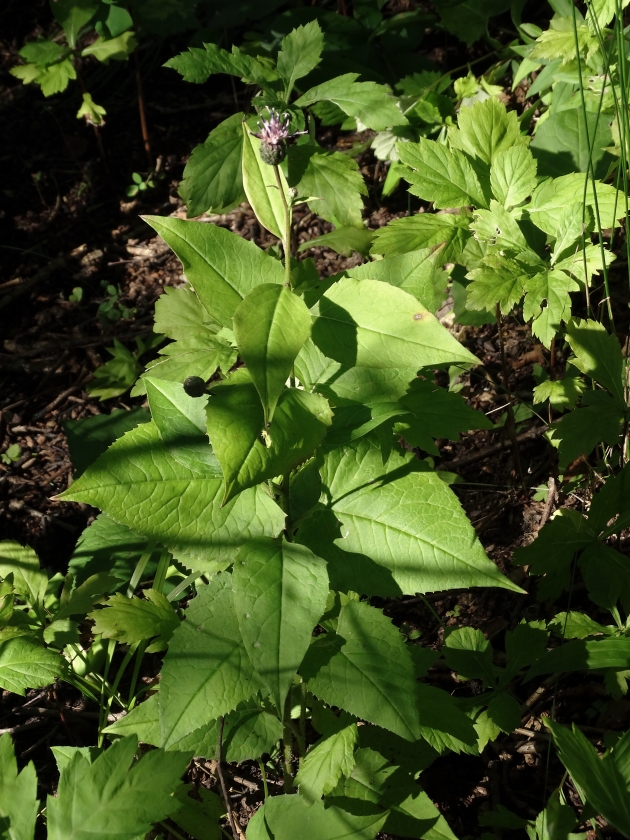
252;109;292;145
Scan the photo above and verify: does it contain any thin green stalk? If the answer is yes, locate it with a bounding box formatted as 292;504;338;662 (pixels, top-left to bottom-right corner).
127;640;147;706
97;639;116;738
282;692;295;793
167;570;203;602
99;642;139;746
127;540;156;597
273;163;292;287
152;548;170;593
298;680;307;763
570;3;614;327
258;759;270;800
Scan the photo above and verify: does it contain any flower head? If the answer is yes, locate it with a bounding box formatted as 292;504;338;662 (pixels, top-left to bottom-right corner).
252;109;292;145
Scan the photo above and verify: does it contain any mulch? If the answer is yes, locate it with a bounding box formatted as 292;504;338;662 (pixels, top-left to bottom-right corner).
0;4;623;839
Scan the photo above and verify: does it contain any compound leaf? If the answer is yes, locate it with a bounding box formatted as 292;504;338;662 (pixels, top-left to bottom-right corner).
89;589;179;648
490;144;538;208
47;736;189;840
397;139;487;209
370;213;470;263
247;794;386;840
0;732;38;840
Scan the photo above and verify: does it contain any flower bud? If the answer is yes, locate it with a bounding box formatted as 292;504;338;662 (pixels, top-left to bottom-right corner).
183;376;206;398
259;140;287;166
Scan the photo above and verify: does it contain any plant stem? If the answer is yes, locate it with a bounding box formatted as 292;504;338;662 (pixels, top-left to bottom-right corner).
496;305;525;491
277;473;293;541
298;680;307;763
258;759;270;800
127;540;156;597
217;717;244;839
273;164;292;287
282;693;295;793
134;51;153;170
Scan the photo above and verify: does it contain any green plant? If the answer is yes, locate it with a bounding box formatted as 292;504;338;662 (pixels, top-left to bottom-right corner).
0;444;21;465
96;281;136;323
87;335;161;400
125;171;157;198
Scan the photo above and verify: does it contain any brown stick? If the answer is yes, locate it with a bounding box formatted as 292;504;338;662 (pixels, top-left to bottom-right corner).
496;305;526;490
440;424;548;470
0;257;65;313
216;716;245;840
135;53;153;170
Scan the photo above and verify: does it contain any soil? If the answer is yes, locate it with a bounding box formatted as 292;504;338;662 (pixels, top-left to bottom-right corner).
0;3;624;839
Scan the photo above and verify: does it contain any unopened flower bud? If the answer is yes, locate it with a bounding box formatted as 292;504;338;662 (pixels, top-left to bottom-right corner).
259;140;287;166
183;376;206;398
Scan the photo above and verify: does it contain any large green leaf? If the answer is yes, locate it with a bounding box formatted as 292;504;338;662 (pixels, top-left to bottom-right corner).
242;127;291;240
370;213;470;263
58;420;284;573
329;746;457;840
451;97;523;165
0;733;38;840
134;334;236;397
397;139;487;209
289;146;366;228
309;437;521;595
0;637;63;696
164;42;277;89
104;694;282;764
527;637;630;680
64;408;150;477
247;794;386;840
566;318;624;402
522;269;579;348
276;19;324;97
51;0;98;48
68;514;150;587
550;391;622;470
490;144;538;209
178;113;245;217
311;278;479;369
0;542;47;609
89;589;179;648
295;720;358;803
295;73;407;132
301;599;424;740
528;174;624;236
142;217;284;327
153;286;218;341
232;537;328;713
47;736;189;840
397;378;492;455
233;283;311;424
530;108;613;179
206;371;332;504
347;247;443;311
159;574;263;748
548;721;630;838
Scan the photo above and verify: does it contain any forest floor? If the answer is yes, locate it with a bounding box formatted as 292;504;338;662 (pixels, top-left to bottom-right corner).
0;6;623;840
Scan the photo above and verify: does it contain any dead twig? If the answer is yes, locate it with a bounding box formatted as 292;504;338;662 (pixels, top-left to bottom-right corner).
440;425;548;470
216;716;246;840
0;257;65;312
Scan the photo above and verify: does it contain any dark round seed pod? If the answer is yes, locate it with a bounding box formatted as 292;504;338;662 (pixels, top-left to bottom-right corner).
183;376;206;398
259;140;287;166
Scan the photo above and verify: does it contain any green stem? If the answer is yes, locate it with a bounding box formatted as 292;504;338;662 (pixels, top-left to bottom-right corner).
298;680;307;763
273;164;292;287
282;692;295;793
152;548;170;593
258;759;270;800
127;540;156;597
127;640;147;706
